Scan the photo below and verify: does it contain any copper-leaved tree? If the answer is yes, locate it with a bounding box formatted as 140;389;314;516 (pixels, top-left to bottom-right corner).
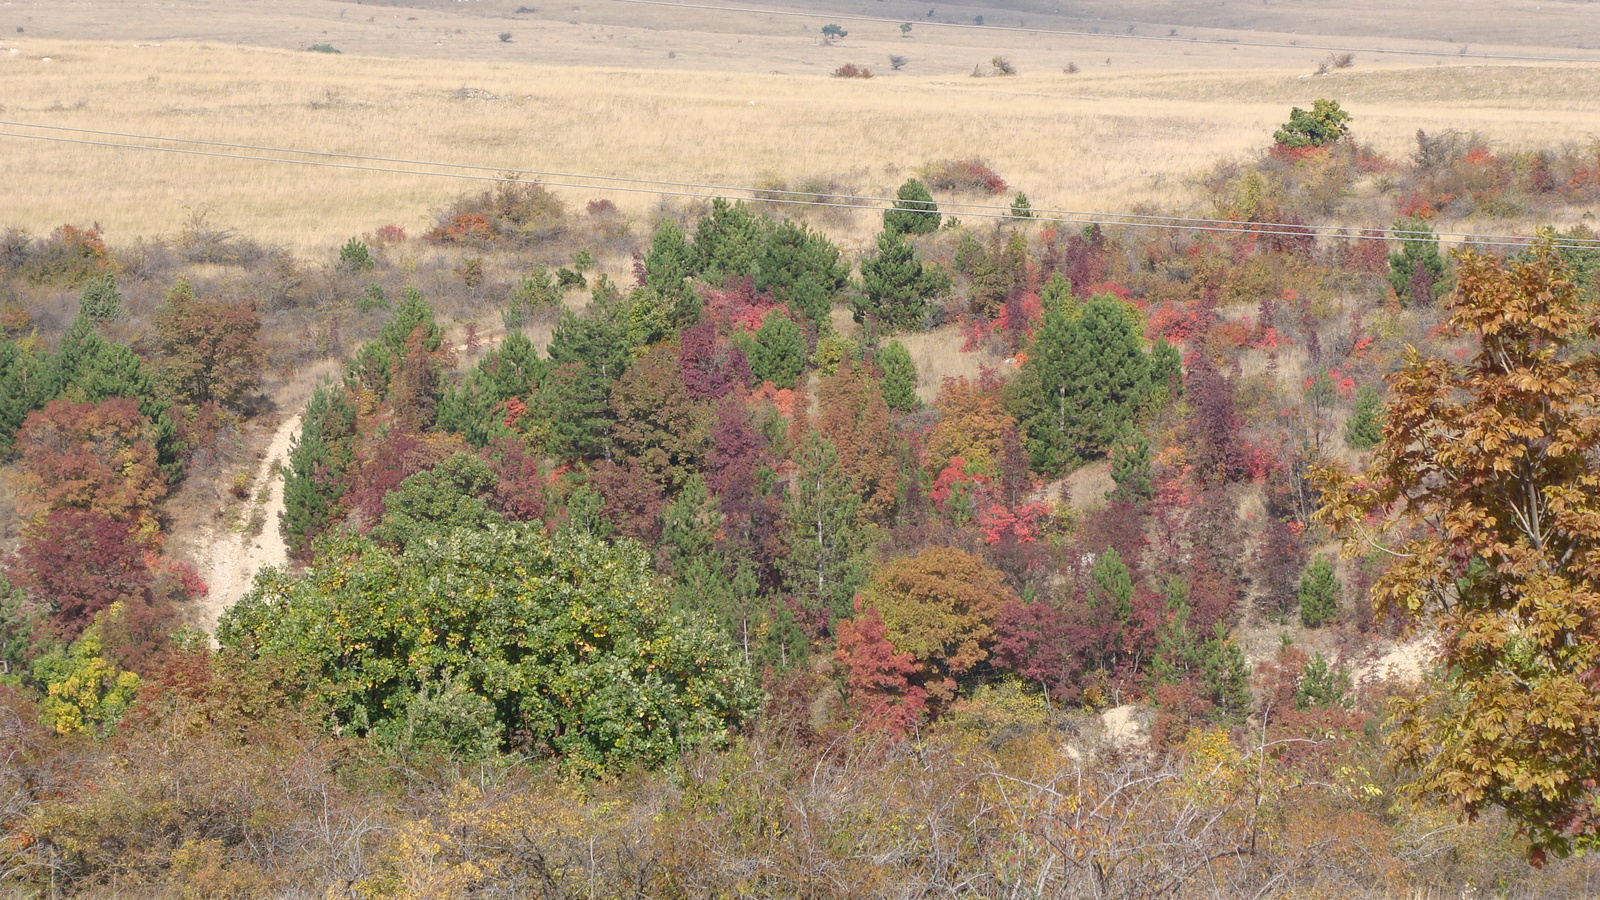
1315;240;1600;861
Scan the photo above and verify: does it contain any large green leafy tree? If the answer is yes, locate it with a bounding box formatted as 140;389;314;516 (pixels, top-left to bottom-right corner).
855;231;942;330
1018;296;1152;473
372;451;503;550
1316;242;1600;860
1272;98;1351;148
220;524;757;775
883;177;940;236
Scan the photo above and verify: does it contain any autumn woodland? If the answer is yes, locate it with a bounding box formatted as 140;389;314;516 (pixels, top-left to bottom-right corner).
2;0;1600;896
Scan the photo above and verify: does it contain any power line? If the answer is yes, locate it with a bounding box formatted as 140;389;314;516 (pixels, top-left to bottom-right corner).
606;0;1600;64
1;125;1594;250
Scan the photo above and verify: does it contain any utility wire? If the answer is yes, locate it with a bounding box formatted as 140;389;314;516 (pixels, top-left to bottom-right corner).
606;0;1600;64
2;125;1595;250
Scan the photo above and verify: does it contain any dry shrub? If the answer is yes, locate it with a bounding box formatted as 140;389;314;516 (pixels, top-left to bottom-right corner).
424;179;566;248
831;63;872;78
919;157;1008;194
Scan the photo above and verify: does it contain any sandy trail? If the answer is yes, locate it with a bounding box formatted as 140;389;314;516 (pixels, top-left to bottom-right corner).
196;412;300;633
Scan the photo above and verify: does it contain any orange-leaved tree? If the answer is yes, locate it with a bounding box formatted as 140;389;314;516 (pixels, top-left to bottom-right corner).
154;278;264;410
15;397;166;531
1314;239;1600;861
856;547;1014;707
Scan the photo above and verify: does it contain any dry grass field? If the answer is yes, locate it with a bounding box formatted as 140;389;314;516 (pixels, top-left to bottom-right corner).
1;0;1598;252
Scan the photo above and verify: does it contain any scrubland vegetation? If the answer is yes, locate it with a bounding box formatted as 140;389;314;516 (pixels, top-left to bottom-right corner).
5;0;1600;889
0;89;1597;895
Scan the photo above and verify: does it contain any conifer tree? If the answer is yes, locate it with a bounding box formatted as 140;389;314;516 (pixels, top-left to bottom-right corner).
883;178;940;236
1107;433;1153;504
877;340;919;411
281;383;358;559
1148;337;1183;403
693;199;768;286
503;267;560;330
1294;651;1352;710
748;310;806;390
753;220;850;332
1019;296;1151;473
856;231;940;330
76;274;122;324
1297;556;1340;628
540;303;631;461
46;315;177;471
1343;383;1383;450
1388;217;1450;305
643;219;702;326
0;339;47;455
784;431;875;622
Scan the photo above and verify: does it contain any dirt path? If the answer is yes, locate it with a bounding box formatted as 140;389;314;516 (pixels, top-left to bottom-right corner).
196;412;300;633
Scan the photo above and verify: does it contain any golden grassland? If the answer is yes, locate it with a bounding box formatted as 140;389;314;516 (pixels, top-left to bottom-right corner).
2;0;1599;254
3;37;1599;256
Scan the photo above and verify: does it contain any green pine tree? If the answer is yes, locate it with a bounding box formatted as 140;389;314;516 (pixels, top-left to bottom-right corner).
1039;272;1073;315
1107;433;1153;503
380;287;444;354
1295;651;1353;709
1388;217;1450;305
504;267;560;330
437;331;546;447
877;340;919;411
47;315;178;472
754;219;850;333
0;339;48;455
855;230;941;330
1344;383;1384;450
77;274;122;324
1019;296;1152;473
1148;337;1183;403
339;237;375;272
643;219;702;326
1200;622;1252;721
1298;556;1341;628
749;310;807;390
282;383;358;558
883;178;940;236
784;431;876;622
693;199;769;285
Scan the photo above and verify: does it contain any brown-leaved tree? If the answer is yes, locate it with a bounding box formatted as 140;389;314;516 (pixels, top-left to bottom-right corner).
154;278;264;410
1315;241;1600;861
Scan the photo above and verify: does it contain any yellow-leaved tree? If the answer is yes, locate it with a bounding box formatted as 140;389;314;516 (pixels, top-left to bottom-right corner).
1315;239;1600;861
